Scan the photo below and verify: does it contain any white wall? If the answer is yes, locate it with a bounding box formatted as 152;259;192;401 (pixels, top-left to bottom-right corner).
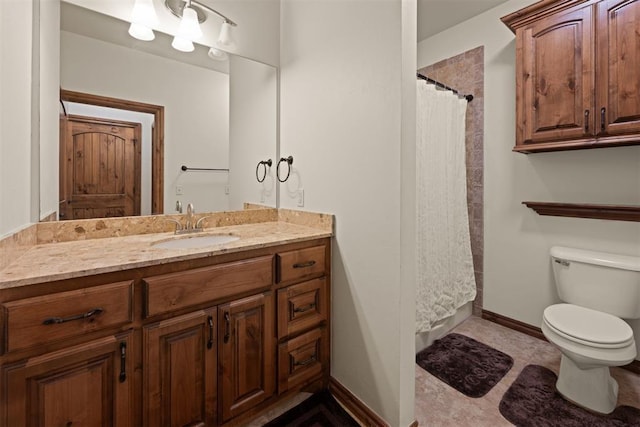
0;0;35;237
417;0;640;355
228;56;278;209
39;0;60;220
279;1;416;425
61;31;230;214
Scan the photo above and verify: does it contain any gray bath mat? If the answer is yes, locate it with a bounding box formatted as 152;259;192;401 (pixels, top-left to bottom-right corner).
416;333;514;398
499;365;640;426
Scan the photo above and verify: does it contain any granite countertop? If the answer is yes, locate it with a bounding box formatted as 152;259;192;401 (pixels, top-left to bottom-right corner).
0;219;332;290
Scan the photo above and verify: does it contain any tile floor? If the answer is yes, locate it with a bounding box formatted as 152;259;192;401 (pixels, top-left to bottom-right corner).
415;316;640;426
245;315;640;426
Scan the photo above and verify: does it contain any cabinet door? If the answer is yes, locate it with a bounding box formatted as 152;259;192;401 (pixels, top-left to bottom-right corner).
596;0;640;137
218;292;275;423
517;5;595;146
2;332;134;427
143;308;217;427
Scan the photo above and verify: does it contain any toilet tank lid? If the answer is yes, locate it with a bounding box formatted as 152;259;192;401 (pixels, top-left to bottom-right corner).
551;246;640;272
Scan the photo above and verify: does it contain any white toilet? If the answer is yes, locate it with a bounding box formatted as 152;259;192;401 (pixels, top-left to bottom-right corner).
541;246;640;414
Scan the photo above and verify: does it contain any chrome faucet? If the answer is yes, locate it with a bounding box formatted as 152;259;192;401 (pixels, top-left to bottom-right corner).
163;203;209;235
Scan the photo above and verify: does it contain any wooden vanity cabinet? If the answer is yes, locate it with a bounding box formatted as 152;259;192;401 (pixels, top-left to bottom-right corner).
218;292;275;423
275;246;330;394
0;237;331;426
143;308;217;427
3;331;134;426
503;0;640;153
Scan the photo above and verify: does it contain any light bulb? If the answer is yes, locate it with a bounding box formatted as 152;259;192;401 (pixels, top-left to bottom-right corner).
215;21;236;51
207;47;228;61
128;23;155;41
131;0;157;23
172;36;194;52
177;6;202;40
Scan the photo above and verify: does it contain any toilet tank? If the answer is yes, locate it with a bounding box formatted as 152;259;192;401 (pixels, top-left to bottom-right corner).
550;246;640;319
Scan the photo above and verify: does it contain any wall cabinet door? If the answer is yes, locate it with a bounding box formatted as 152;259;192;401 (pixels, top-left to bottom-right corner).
596;0;640;137
517;5;595;146
2;332;134;427
143;308;217;427
218;292;275;423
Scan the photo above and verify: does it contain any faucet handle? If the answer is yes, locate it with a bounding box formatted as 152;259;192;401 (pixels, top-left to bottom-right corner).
195;216;211;230
187;203;194;215
163;218;183;233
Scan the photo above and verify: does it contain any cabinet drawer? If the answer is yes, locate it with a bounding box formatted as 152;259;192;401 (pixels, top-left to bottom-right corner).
2;281;133;354
278;327;327;393
277;245;326;283
144;256;273;317
277;278;327;339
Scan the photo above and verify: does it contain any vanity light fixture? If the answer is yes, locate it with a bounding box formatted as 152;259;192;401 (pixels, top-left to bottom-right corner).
128;0;159;41
163;0;238;59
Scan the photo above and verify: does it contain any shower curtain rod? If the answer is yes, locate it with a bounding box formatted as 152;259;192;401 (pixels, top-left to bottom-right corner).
417;73;474;102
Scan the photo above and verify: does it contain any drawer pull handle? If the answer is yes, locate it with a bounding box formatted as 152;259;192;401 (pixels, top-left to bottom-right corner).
293;303;316;313
119;342;127;383
293;260;316;269
42;308;104;325
207;316;214;350
601;107;606;132
224;312;230;344
294;354;316;366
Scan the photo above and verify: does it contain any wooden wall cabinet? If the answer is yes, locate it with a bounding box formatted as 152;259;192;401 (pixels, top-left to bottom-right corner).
503;0;640;153
0;238;331;426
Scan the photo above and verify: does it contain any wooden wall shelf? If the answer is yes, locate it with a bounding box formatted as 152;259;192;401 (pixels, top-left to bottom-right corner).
523;202;640;222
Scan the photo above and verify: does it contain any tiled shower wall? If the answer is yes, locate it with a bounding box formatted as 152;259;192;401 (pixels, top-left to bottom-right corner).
418;46;485;316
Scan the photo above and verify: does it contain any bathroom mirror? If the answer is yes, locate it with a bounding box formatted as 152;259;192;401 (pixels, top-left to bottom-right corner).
48;0;278;220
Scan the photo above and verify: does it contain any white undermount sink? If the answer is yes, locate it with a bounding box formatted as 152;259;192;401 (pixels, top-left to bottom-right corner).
152;234;240;249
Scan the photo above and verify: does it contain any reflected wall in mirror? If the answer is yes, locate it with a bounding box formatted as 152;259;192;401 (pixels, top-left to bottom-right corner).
51;0;279;221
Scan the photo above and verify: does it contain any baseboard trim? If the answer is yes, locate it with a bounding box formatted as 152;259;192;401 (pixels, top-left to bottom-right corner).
329;377;390;427
481;309;640;375
481;309;546;341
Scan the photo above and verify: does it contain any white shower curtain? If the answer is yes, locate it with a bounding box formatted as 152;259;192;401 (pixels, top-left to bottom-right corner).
416;82;477;334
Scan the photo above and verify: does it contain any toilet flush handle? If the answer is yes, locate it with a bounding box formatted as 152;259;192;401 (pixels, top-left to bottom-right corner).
554;259;570;267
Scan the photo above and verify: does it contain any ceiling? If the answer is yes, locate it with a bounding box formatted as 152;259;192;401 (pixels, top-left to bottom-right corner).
417;0;510;41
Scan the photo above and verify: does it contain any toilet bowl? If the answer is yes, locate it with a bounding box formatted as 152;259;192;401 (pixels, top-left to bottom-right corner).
541;303;636;414
542;246;640;414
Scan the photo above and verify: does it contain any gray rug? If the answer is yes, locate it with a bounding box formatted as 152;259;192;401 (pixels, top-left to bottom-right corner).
416;333;514;398
499;365;640;426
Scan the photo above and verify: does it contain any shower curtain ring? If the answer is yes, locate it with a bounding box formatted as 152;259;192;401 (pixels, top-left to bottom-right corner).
277;156;293;182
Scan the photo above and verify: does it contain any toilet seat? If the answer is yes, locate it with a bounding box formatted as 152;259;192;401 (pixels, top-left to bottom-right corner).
543;304;634;349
